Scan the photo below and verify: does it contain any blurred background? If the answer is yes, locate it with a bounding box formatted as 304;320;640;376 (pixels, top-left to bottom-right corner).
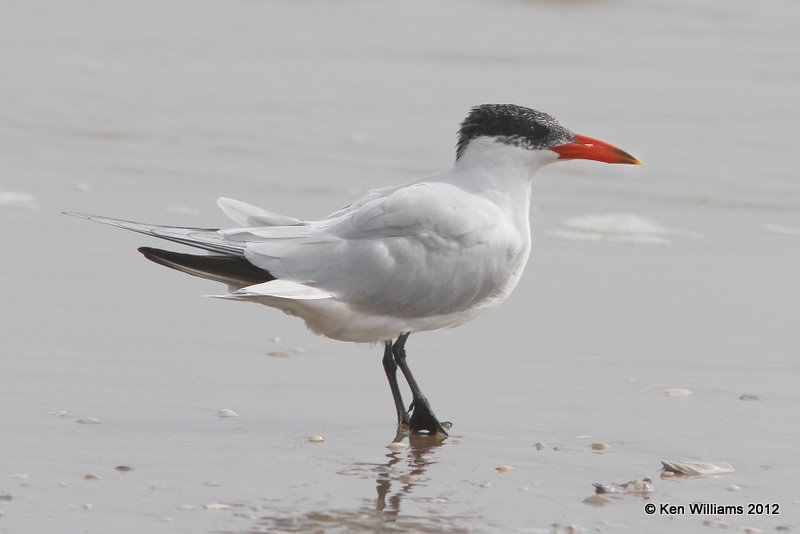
2;0;798;532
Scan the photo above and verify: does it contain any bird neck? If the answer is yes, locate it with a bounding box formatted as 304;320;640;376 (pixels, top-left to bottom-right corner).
454;137;557;181
451;138;555;219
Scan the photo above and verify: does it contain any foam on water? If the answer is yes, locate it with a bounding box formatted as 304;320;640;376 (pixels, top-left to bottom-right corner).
548;213;700;245
163;204;201;216
762;223;800;237
0;190;37;210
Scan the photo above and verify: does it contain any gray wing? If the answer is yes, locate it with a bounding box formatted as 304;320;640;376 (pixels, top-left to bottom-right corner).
236;182;523;318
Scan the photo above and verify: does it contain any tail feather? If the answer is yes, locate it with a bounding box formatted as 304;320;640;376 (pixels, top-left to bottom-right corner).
64;212;244;255
138;247;274;287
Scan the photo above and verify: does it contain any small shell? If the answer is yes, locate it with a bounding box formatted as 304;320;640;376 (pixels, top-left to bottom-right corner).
591;442;609;451
479;482;492;488
739;394;765;401
661;459;735;476
204;502;230;510
216;409;239;418
204;480;220;487
308;435;325;443
114;465;133;472
83;474;102;481
387;441;408;452
76;417;103;425
534;442;545;451
336;468;362;477
660;388;693;398
495;464;516;473
703;518;728;529
267;351;291;358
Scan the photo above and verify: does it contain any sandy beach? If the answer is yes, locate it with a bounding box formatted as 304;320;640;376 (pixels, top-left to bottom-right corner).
2;0;799;532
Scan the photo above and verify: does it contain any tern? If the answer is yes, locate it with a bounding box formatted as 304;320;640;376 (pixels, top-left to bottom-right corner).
67;104;640;436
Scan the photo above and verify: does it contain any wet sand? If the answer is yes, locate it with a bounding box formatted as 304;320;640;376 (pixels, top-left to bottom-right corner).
2;0;799;532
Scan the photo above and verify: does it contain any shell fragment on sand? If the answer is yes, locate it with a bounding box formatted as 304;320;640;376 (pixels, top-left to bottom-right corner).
593;477;653;494
661;459;735;476
76;417;103;425
495;464;516;473
387;441;408;452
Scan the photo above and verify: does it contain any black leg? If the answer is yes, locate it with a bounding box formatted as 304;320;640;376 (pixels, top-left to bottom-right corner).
382;341;410;426
392;333;449;436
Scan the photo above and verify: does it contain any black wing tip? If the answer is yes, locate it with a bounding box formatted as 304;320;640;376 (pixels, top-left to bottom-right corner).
137;246;158;258
138;246;182;267
136;246;274;286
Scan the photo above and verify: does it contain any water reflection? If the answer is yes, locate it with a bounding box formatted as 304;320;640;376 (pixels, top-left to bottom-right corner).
375;428;447;518
249;429;477;533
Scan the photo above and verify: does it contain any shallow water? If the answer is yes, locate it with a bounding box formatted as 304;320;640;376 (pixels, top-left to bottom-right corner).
2;0;799;532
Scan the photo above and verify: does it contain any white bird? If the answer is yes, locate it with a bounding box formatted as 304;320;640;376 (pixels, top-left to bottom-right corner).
67;104;640;435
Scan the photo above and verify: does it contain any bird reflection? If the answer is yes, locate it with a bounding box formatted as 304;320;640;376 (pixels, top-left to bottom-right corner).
375;427;447;518
252;429;466;533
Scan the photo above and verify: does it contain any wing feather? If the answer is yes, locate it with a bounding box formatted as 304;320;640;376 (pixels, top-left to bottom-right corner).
64;212;243;255
217;197;303;227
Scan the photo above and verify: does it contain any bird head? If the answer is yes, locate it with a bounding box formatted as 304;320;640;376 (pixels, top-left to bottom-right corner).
456;104;641;167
